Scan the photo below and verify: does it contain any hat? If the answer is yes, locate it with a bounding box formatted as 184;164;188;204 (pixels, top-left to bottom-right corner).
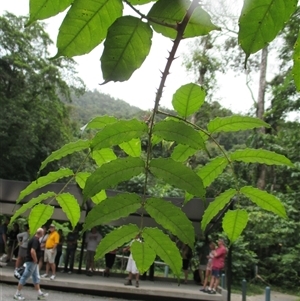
49;224;55;228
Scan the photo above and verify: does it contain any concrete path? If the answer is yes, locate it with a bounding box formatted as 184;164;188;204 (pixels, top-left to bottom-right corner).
231;292;299;301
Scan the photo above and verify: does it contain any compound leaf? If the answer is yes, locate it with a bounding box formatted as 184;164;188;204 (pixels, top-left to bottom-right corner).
28;204;54;235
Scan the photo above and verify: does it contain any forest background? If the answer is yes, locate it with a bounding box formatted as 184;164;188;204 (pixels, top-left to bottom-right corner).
0;0;300;291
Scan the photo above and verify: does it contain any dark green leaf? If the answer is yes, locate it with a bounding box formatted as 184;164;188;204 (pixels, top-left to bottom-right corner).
149;158;205;197
223;209;248;243
54;0;123;57
143;227;182;279
56;193;81;229
240;186;287;218
91;119;148;150
292;32;300;91
28;0;73;25
197;157;228;188
171;144;197;162
230;148;294;167
17;168;74;203
208;116;270;133
83;193;142;232
95;224;139;259
153;119;205;149
201;188;237;231
39;140;90;172
28;204;54;235
83;157;145;199
85;116;118;130
172;83;206;118
145;198;194;248
101;16;153;82
131;240;156;274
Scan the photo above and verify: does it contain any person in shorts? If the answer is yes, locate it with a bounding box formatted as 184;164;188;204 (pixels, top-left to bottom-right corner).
15;224;29;269
13;227;48;300
199;241;215;292
85;227;102;276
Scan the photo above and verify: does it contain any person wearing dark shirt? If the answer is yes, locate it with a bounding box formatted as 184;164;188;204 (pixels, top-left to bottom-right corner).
7;222;19;261
14;228;49;300
62;229;78;274
0;216;10;257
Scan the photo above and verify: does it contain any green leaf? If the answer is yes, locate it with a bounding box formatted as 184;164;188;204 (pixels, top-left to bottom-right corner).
16;168;74;203
292;32;300;91
171;144;197;162
149;158;205;198
127;0;157;4
28;204;54;235
10;192;56;225
153;120;205;149
207;116;270;133
92;148;117;166
91;119;148;150
119;138;141;157
101;16;153;82
201;188;237;231
56;193;81;229
130;240;156;274
238;0;298;61
230;148;294;167
91;190;107;204
27;0;73;25
85;116;118;130
143;227;182;279
223;209;248;243
145;198;195;248
39;140;90;172
83;157;145;199
197;157;228;188
240;186;287;218
184;192;194;205
185;6;221;38
82;193;142;232
172;83;206;118
54;0;123;58
95;224;139;259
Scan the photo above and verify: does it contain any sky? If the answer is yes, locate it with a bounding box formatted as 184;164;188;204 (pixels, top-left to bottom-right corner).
1;0;257;113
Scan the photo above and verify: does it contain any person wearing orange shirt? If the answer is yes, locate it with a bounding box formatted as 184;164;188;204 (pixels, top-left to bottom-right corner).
41;224;59;280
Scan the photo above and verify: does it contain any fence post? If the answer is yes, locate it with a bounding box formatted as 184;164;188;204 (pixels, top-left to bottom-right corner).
265;287;271;301
164;265;169;278
242;279;247;301
221;273;226;289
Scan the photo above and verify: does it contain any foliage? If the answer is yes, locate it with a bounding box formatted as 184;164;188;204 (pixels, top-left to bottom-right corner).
9;0;298;280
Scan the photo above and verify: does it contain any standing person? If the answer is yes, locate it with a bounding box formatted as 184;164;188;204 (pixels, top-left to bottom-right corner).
62;228;78;274
39;225;49;272
15;224;30;269
207;238;227;294
41;224;59;280
7;223;19;261
13;227;48;301
104;249;117;277
85;227;102;276
199;241;216;292
0;216;10;257
55;229;64;270
181;243;193;284
123;236;141;288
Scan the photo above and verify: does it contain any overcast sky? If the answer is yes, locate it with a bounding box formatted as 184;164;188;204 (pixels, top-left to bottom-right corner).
1;1;257;113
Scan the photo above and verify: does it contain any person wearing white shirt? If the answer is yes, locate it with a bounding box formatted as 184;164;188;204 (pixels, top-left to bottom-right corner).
85;227;102;276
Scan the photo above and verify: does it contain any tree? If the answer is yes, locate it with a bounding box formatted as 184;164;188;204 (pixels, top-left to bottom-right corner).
9;0;299;282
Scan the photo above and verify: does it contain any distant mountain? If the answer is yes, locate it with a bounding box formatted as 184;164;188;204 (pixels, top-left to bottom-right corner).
67;89;144;124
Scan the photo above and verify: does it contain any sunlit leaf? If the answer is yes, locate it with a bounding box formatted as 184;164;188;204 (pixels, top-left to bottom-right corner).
56;193;81;229
130;240;156;274
83;193;142;232
85;116;118;130
28;204;54;235
171;144;197;162
197;157;228;188
92;148;117;166
10;192;57;225
27;0;73;25
91;119;148;150
143;227;182;279
145;198;195;248
238;0;298;62
16;168;74;203
95;224;139;259
39;140;90;173
201;188;237;231
83;157;145;199
127;0;157;4
54;0;123;58
101;16;153;82
172;83;206;119
119;138;141;157
208;116;270;133
184;192;194;205
149;158;205;197
292;32;300;91
223;209;248;243
230;148;294;167
240;186;287;218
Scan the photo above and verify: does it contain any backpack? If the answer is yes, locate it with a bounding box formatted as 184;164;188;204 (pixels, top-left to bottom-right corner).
14;265;25;280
